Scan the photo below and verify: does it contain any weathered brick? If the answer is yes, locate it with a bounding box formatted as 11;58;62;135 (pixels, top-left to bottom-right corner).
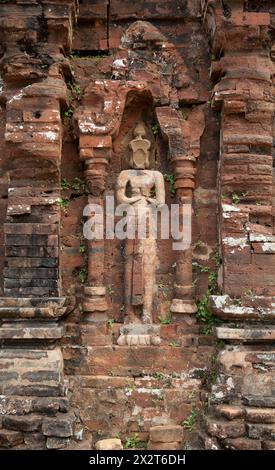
247;423;275;440
24;433;46;450
46;437;71;449
149;425;183;443
231;12;270;26
148;440;182;450
0;429;24;448
206;419;245;439
214;405;245;420
262;440;275;450
95;438;123;450
4;267;58;279
246;408;275;424
2;414;42;432
223;438;261;451
42;413;75;438
79;135;112;149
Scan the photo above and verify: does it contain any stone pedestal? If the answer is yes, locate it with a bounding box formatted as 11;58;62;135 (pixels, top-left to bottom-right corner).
117;324;161;346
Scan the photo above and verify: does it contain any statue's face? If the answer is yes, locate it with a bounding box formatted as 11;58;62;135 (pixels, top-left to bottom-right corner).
131;153;149;169
129;122;151;169
131;148;149;170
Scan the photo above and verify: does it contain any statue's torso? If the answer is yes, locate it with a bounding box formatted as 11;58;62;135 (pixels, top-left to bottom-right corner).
127;170;156;204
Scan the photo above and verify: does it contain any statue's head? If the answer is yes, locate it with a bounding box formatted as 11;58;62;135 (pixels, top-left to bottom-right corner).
129;122;151;169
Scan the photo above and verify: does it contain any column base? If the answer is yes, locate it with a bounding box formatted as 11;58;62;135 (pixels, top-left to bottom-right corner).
170;299;197;314
83;286;108;314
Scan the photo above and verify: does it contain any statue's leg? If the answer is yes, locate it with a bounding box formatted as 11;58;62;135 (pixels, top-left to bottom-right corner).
142;238;157;324
124;239;136;323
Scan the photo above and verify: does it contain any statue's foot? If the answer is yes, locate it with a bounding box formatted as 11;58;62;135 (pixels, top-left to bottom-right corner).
117;323;161;346
117;334;160;346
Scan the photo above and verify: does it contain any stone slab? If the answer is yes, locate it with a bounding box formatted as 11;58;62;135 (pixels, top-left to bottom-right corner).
216;326;275;342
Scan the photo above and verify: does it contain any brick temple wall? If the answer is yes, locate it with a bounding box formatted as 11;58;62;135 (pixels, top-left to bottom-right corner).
0;0;274;451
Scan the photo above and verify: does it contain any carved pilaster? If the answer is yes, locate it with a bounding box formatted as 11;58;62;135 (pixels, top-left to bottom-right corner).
79;135;111;321
170;155;198;316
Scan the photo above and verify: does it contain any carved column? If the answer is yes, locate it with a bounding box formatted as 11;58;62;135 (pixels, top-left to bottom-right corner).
79;135;110;321
170;155;198;316
156;106;200;318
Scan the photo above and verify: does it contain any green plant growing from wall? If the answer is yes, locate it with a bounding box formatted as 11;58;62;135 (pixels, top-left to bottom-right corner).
164;174;175;195
71;177;86;193
181;108;189;120
231;192;240;205
79;244;86;254
62;107;74;120
61;178;70;190
213;250;221;269
242;288;255;299
124;434;146;450
196;289;220;335
153;371;166;380
40;63;50;69
151;123;160;135
58;197;69;212
79;304;84;313
68;81;81;97
196;249;221;335
203;349;220;391
107;318;115;327
197;264;210;273
181;407;198;432
217;339;225;350
92;53;110;59
61;177;86;196
158;312;172;325
169;340;181;347
78;266;87;283
69;49;110;60
208;271;218;286
107;285;115;296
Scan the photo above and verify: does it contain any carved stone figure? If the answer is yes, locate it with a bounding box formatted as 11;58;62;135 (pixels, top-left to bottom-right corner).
116;123;165;345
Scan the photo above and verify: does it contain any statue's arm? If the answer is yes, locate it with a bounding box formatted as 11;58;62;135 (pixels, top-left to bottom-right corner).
154;171;165;206
116;171;141;205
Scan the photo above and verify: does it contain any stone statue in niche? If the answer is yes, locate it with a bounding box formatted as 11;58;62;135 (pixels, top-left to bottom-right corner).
116;122;165;346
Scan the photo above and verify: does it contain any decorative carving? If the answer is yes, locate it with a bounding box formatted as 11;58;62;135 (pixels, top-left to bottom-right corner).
116;123;165;345
79;138;111;318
